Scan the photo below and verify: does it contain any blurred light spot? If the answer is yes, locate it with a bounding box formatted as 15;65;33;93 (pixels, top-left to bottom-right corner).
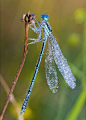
67;33;80;46
23;106;34;119
74;8;85;24
9;95;14;102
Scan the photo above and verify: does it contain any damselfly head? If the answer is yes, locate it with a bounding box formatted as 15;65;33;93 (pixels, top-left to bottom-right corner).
41;13;49;20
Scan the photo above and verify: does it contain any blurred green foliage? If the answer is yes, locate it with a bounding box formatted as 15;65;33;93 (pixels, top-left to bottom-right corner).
1;0;86;120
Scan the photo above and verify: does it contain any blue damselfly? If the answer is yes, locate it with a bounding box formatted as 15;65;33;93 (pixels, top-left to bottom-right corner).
20;13;76;114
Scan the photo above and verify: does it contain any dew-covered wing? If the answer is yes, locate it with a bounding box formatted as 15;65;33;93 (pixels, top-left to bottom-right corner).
49;34;76;89
45;41;59;93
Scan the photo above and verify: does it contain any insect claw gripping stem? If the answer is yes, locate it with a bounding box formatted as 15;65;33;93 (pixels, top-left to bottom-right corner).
0;11;36;120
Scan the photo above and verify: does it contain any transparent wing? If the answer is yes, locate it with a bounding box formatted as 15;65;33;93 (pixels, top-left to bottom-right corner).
49;34;76;89
45;40;59;93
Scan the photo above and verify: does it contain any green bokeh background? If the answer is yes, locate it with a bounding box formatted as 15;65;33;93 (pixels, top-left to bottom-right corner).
1;0;86;120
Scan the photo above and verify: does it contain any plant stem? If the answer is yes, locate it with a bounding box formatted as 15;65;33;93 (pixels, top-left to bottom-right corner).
0;12;35;120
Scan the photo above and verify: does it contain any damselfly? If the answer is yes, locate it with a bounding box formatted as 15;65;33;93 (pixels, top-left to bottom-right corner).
20;13;76;114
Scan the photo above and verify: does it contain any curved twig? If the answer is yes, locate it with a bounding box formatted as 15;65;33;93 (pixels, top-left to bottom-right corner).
0;11;36;120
